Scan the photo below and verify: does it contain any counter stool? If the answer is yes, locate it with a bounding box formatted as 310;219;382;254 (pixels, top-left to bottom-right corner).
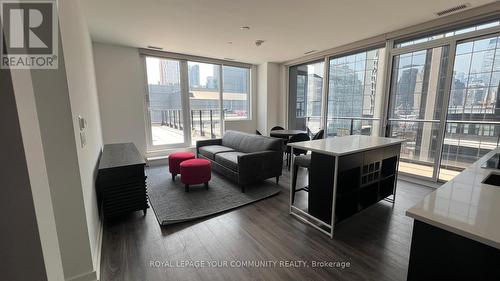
292;154;311;204
168;152;195;181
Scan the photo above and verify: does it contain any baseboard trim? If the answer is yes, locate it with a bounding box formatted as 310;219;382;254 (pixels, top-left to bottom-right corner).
65;216;102;281
93;216;104;281
66;270;97;281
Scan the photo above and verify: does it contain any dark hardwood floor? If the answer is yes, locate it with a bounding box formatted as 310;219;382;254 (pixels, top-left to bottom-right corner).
100;165;433;281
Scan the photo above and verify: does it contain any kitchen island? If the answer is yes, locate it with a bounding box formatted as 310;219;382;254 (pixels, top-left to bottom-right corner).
288;135;403;238
406;149;500;281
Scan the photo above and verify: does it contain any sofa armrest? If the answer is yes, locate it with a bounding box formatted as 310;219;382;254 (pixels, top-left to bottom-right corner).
196;138;222;155
238;150;283;183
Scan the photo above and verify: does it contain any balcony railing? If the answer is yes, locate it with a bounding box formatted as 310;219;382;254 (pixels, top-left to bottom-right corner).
150;109;221;138
327;116;381;136
190;109;221;138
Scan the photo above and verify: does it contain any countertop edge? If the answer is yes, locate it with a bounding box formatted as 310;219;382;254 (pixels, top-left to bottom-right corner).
406;209;500;250
288;139;404;156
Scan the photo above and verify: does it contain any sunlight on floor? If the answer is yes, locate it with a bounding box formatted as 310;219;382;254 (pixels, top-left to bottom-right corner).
398;162;461;182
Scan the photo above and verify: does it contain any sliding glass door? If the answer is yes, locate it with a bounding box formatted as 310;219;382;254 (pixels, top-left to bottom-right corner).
439;34;500;180
387;46;450;179
288;60;324;134
388;34;500;180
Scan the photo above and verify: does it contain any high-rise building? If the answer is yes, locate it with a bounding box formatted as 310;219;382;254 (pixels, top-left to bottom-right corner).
328;65;364;117
206;76;218;89
396;67;419;116
159;60;180;85
188;64;200;87
306;73;323;117
480;38;498;73
223;66;248;93
296;75;306;117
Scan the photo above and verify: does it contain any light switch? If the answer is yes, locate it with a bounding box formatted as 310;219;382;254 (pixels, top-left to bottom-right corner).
80;131;87;148
78;116;86;131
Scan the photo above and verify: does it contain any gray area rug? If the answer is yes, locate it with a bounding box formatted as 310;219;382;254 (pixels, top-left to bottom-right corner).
147;164;281;225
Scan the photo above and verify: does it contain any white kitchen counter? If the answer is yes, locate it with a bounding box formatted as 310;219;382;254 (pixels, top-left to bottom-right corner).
288;135;403;156
406;148;500;250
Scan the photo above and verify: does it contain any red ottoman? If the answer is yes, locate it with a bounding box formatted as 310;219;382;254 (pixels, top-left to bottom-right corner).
168;152;195;181
180;159;211;192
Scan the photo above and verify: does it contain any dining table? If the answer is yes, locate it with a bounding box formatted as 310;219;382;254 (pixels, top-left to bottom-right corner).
269;129;307;139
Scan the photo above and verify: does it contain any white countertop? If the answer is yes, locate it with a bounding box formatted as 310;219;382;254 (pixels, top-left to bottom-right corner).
406;148;500;250
287;135;403;156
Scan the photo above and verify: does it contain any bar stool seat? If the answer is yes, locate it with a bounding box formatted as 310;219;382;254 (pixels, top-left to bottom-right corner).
294;154;311;168
292;154;311;204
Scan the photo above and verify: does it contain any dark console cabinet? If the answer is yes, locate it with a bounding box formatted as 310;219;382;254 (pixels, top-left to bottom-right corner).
96;143;148;218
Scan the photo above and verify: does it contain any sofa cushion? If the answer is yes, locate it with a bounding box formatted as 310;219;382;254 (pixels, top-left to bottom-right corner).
221;130;245;150
198;145;234;160
238;135;283;153
215;151;247;172
221;130;283;153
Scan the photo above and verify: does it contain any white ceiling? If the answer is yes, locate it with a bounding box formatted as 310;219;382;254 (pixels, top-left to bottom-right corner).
82;0;496;64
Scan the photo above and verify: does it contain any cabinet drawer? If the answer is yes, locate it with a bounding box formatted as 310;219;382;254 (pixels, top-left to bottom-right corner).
97;164;145;182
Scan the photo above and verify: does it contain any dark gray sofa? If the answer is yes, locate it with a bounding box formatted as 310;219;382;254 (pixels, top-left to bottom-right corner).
196;130;284;192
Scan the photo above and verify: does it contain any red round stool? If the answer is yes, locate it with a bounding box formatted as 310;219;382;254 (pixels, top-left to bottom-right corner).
168;152;195;181
180;158;211;192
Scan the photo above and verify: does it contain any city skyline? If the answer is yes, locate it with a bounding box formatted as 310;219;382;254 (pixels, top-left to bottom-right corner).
146;57;248;94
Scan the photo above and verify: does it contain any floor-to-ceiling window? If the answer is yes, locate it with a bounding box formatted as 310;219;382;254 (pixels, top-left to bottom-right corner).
327;47;386;137
188;61;222;145
389;23;500;180
288;60;324;134
145;57;186;147
287;19;500;182
144;54;251;151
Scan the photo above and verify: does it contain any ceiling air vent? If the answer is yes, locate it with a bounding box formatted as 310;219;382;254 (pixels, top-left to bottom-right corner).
304;50;317;55
147;45;163;50
435;3;470;17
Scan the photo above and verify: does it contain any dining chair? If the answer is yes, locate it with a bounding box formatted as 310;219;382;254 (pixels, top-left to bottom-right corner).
270;126;285;131
312;129;325;140
255;130;262;135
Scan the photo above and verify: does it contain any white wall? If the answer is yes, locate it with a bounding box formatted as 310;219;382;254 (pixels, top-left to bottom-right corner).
257;63;268;134
1;63;59;281
59;0;104;276
30;52;96;281
9;68;65;281
278;64;287;126
12;1;103;280
93;43;148;156
257;62;285;134
266;63;281;129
